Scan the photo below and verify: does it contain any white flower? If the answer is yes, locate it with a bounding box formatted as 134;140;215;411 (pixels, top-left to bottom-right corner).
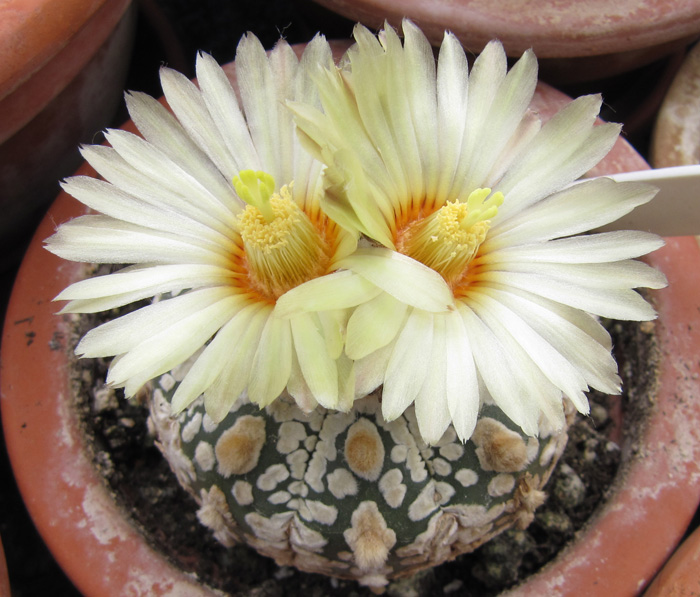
288;21;667;444
45;35;363;421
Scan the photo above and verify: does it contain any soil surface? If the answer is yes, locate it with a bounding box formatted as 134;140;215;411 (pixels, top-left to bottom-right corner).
71;304;657;596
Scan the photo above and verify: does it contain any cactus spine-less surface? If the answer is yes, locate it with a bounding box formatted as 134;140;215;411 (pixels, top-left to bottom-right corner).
150;367;571;590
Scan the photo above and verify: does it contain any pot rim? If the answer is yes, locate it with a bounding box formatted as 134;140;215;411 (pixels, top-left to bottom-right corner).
3;75;700;597
311;0;700;59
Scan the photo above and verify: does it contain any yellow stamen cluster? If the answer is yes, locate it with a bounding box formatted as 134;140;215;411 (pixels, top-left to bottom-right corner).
399;188;504;287
234;170;330;301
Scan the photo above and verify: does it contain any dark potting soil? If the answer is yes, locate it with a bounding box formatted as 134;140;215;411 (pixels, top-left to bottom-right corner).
70;308;657;597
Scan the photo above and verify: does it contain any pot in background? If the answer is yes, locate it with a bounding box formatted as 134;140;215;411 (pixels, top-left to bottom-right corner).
0;0;135;269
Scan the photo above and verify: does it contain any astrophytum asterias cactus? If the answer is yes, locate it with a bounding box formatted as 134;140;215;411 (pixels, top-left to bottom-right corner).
149;367;572;590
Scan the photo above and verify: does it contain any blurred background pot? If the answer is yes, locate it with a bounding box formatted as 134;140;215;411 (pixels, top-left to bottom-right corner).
311;0;700;84
0;0;136;270
652;40;700;169
3;51;700;596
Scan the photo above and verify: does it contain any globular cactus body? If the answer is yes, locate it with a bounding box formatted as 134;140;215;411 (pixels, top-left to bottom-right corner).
150;370;570;590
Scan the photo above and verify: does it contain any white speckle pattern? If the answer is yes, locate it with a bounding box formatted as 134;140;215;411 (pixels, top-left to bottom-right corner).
432;458;452;476
288;480;309;497
408;481;455;521
439;443;464;461
269;491;292;505
287;449;309;480
194;441;215;472
327;468;359;499
232;481;254;506
257;464;290;491
181;412;202;443
159;373;176;392
379;469;407;508
391;445;407;463
455;468;479;487
305;500;338;525
488;474;516;497
277;421;307;454
202;413;219;433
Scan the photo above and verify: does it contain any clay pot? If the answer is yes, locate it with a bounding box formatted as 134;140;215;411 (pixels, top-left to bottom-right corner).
638;40;700;597
652;41;700;169
0;0;136;269
645;524;700;596
2;57;700;596
312;0;700;83
0;535;9;597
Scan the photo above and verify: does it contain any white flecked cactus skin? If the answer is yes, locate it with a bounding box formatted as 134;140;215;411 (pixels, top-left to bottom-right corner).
149;368;571;591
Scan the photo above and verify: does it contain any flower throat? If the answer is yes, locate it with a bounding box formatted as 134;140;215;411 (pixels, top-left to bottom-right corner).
397;188;503;287
234;170;330;301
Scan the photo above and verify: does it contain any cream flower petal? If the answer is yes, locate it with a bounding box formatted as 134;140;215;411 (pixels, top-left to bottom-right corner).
170;302;268;416
46;215;233;267
249;314;293;407
481;269;657;321
274;270;383;318
413;313;451;445
495;96;621;221
79;145;238;233
202;305;270;422
59;176;232;245
106;293;244;393
456;304;538;436
481;230;664;265
382;308;434;421
159;66;238;181
124;90;238;205
194;52;260;172
443;309;479;442
485;178;658;248
346;291;408;359
467;290;590;413
287;349;319;413
435;32;469;204
493;259;667;290
479;285;620;394
105;128;239;219
291;312;338;408
336;248;454;312
78;288;243;358
55;263;234;313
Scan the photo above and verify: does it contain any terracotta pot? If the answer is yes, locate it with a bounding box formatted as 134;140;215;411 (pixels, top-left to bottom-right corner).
0;0;136;269
0;535;9;597
312;0;700;83
652;40;700;169
3;55;700;596
639;40;700;597
644;524;700;596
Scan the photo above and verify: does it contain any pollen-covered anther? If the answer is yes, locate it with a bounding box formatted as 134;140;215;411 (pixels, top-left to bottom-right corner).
398;188;503;286
234;170;330;301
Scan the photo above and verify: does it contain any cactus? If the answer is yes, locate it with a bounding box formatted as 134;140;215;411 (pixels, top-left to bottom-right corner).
150;365;572;590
